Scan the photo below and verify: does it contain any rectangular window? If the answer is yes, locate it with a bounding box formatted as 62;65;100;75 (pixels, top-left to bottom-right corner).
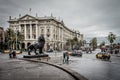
41;29;44;33
47;29;49;32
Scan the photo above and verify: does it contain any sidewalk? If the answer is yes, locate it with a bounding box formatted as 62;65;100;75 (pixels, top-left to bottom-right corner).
0;52;87;80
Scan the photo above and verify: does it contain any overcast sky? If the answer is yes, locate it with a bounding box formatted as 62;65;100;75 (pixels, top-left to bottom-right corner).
0;0;120;38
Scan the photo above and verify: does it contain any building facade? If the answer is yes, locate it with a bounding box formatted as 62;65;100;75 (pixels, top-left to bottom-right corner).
8;14;83;51
0;27;5;50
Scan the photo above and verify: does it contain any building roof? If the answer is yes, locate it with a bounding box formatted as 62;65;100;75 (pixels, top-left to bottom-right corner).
0;27;4;30
8;14;81;35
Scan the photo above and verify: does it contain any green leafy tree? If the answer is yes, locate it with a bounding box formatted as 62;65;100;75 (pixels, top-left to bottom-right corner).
66;37;79;50
73;37;78;42
79;40;84;47
66;39;72;50
99;41;105;48
73;37;78;49
66;37;85;50
90;37;97;50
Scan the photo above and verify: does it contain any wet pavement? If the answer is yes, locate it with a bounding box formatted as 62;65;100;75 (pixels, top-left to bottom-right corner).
1;50;120;80
0;53;75;80
19;51;120;80
41;50;120;80
62;52;120;80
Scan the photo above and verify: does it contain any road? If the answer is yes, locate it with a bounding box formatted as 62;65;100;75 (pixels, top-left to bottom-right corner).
61;50;120;80
0;50;120;80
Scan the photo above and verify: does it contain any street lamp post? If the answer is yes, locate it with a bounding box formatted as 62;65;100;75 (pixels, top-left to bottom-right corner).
51;38;56;56
16;28;18;50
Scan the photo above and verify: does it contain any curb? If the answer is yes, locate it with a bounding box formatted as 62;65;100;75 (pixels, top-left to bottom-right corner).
19;58;88;80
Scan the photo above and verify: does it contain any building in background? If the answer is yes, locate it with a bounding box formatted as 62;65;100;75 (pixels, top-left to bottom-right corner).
8;14;83;51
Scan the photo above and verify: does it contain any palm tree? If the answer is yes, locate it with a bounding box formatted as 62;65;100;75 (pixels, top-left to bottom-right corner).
108;32;116;45
16;31;24;50
5;28;24;50
107;32;116;52
5;28;16;49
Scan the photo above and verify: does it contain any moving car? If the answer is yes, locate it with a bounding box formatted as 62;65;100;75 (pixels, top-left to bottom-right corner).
96;52;110;60
70;50;82;57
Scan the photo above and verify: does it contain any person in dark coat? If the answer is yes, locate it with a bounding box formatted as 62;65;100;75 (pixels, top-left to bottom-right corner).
9;49;13;58
63;51;67;64
9;52;12;58
12;50;16;58
66;52;69;64
63;51;69;64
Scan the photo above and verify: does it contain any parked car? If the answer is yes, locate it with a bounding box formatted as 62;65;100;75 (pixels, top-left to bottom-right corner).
70;50;82;57
4;50;10;53
15;50;22;54
67;50;73;55
96;52;110;60
4;49;21;54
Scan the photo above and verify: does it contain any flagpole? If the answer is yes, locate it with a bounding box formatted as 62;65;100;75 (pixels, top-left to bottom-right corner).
29;8;31;15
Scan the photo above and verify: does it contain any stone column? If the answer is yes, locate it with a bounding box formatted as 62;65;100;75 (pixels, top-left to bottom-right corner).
50;25;53;40
43;26;46;51
59;27;60;41
44;26;47;39
36;24;38;40
62;27;64;50
62;28;63;42
59;27;61;50
19;24;21;32
30;24;32;39
24;24;26;40
50;25;53;49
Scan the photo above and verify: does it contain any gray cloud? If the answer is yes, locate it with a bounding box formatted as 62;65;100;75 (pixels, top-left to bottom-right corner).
0;0;120;37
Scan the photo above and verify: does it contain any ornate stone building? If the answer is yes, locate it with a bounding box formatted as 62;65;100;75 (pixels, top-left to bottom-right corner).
8;14;83;50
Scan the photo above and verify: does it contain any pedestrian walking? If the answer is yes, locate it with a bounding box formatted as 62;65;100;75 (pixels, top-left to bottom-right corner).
63;51;69;64
12;51;17;58
9;52;12;58
63;51;67;64
9;49;13;59
115;49;118;54
66;52;69;64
